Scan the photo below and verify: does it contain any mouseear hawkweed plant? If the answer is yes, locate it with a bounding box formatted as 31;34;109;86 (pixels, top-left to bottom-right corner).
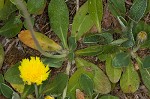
0;0;105;98
0;0;150;99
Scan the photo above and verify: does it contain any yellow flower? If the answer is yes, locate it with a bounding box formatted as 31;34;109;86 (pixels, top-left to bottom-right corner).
44;96;54;99
19;57;50;85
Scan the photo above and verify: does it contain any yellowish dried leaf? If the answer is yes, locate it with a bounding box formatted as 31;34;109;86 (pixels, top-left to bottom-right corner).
18;30;62;51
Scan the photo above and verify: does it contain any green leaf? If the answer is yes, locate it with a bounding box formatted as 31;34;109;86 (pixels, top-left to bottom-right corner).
0;0;17;20
75;57;111;94
83;32;113;44
0;83;13;98
0;44;4;69
4;63;24;84
112;52;130;67
71;2;94;40
120;63;140;93
108;0;126;17
79;74;93;97
88;0;103;32
42;57;64;68
75;57;96;69
21;85;34;99
75;46;103;56
143;56;150;68
122;22;135;48
48;0;69;48
110;38;128;45
145;0;150;14
27;0;46;15
39;79;49;95
99;95;119;99
106;55;122;83
68;36;77;51
129;0;147;22
99;45;119;54
140;68;150;91
44;73;68;96
67;67;94;99
98;54;108;61
0;17;22;38
94;69;111;94
68;36;77;61
0;0;4;10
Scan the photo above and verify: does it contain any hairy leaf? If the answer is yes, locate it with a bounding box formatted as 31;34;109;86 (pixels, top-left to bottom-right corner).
108;0;126;17
94;69;111;94
72;2;94;40
112;52;130;67
4;63;23;84
88;0;103;32
0;83;13;98
27;0;46;15
0;0;17;20
129;0;147;22
67;67;94;99
140;68;150;91
106;55;122;83
42;57;64;68
143;56;150;68
44;73;68;96
120;63;140;93
75;46;103;56
0;17;22;38
48;0;69;48
79;74;93;97
75;58;111;94
83;32;113;44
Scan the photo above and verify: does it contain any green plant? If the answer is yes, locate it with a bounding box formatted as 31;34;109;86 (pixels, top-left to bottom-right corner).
0;0;150;99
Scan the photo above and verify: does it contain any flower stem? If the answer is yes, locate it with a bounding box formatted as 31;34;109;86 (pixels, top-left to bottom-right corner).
62;61;71;99
34;84;39;99
14;0;67;58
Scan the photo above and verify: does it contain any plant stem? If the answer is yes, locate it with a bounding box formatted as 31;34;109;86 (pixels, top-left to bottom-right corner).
62;61;71;99
15;0;67;58
76;0;79;11
94;93;99;99
66;61;71;75
34;84;39;99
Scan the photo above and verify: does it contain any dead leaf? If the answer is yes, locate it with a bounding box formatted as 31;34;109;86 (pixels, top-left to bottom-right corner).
18;30;62;51
76;89;85;99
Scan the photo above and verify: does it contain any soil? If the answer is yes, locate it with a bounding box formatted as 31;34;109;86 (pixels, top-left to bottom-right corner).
0;0;150;99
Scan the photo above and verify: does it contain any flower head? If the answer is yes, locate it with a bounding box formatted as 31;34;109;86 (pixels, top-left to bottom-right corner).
19;57;50;85
44;96;55;99
137;31;147;43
